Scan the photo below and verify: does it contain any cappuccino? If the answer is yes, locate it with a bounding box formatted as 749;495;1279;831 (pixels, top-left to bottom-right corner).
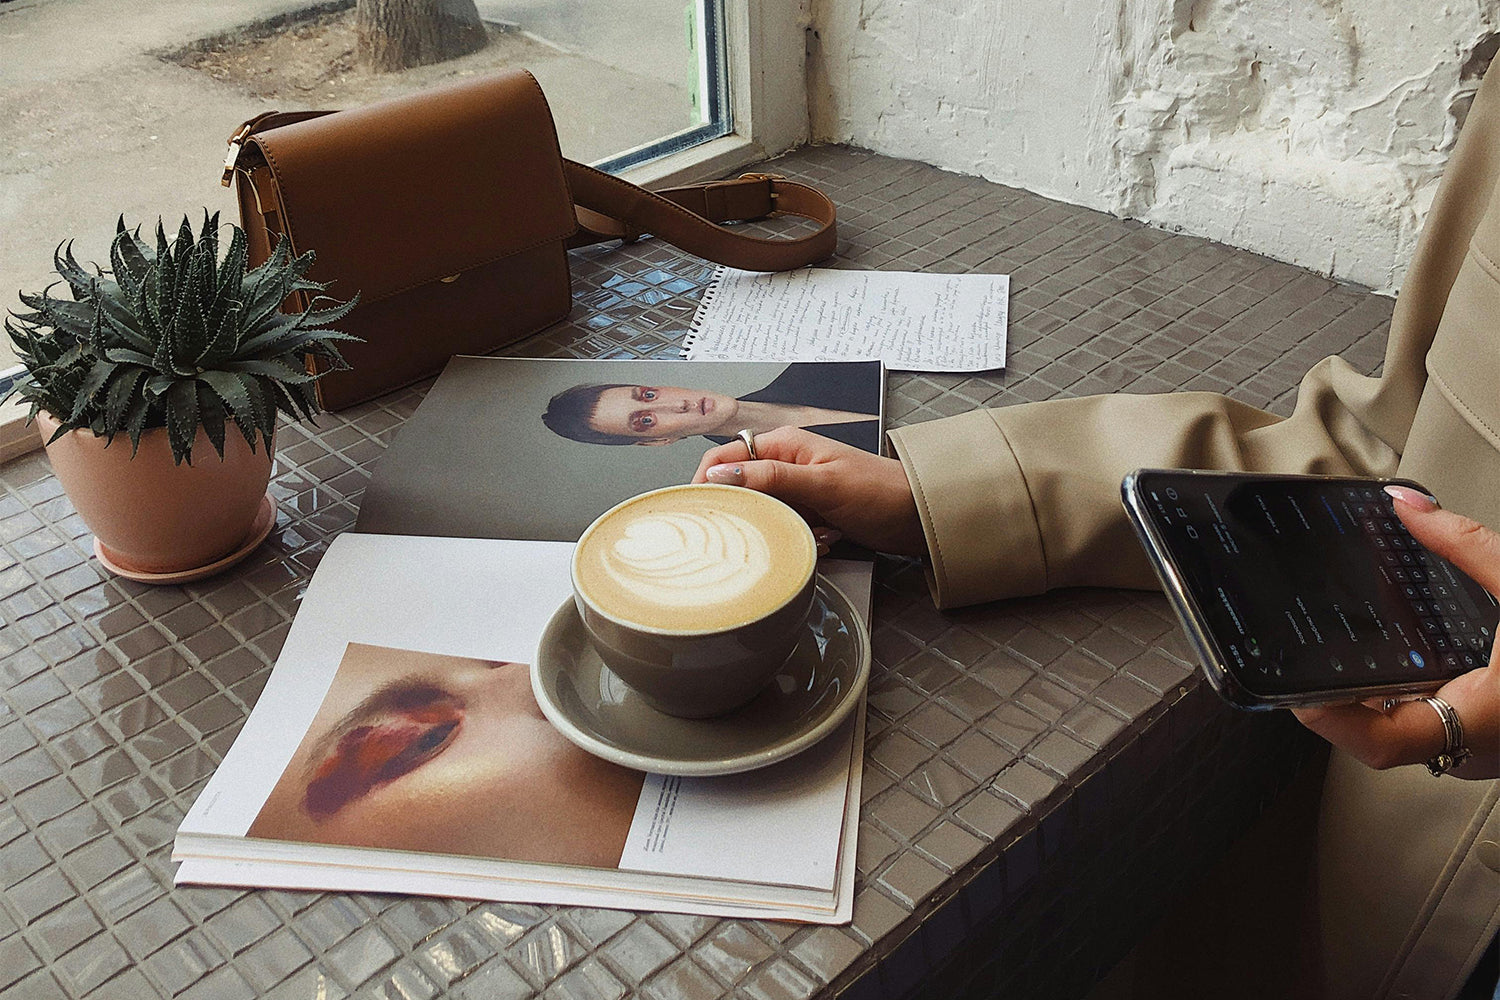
574;485;815;633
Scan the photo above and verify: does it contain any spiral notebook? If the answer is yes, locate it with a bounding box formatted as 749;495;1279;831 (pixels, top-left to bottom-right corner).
682;266;1009;371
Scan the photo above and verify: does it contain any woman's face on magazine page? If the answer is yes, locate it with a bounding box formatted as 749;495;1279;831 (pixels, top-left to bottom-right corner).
247;647;643;869
589;385;740;442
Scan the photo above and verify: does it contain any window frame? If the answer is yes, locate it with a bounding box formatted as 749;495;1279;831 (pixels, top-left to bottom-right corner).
0;0;810;464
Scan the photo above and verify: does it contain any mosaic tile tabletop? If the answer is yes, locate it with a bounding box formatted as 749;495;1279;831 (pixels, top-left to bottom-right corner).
0;146;1391;999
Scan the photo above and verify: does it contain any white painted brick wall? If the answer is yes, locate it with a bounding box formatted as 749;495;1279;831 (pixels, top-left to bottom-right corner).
808;0;1500;292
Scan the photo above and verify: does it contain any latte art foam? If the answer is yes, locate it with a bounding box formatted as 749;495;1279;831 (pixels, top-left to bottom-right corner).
603;510;771;608
575;485;815;633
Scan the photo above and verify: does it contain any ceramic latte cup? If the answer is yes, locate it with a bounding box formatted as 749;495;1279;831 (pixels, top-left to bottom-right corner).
571;483;818;718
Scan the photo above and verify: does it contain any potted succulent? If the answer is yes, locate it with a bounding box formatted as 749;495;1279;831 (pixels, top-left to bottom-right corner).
5;213;357;583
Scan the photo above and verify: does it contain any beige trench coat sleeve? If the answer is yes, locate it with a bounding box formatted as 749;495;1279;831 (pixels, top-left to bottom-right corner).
887;63;1500;612
887;62;1500;1000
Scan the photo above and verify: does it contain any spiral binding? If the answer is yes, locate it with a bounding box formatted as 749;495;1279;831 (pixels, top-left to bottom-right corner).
680;265;729;358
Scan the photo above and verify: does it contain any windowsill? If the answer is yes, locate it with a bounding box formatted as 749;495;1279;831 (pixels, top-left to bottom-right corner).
616;134;766;188
0;396;38;465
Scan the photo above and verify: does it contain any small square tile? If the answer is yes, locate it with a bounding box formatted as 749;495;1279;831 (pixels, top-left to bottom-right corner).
692;923;773;987
876;851;948;911
641;956;720;1000
850;887;908;946
992;761;1059;812
1094;675;1162;719
871;785;941;841
1026;731;1095;778
917;821;987;873
599;920;677;985
903;703;968;747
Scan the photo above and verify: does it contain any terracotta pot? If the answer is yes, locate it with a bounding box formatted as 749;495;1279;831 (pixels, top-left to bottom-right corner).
37;411;274;576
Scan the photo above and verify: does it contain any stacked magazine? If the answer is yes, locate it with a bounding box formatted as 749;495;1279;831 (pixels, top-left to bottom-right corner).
173;357;885;923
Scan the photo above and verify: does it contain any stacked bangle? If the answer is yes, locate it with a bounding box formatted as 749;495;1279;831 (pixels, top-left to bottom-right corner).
1422;696;1472;776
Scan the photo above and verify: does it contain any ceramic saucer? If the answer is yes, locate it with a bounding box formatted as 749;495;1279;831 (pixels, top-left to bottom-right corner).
532;576;870;776
94;493;277;585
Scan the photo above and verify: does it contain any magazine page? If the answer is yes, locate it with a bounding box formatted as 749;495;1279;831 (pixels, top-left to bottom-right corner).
176;532;870;919
175;711;865;921
354;357;885;542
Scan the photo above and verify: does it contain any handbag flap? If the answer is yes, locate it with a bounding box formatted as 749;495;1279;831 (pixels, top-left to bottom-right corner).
247;70;575;304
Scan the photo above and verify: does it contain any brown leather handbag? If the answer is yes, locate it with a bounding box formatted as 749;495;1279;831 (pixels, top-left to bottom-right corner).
222;69;837;409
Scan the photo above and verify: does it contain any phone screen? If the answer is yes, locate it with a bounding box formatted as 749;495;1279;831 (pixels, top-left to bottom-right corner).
1131;472;1497;698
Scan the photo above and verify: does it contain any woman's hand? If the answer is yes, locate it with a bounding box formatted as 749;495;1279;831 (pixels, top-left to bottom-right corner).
1292;486;1499;779
691;426;928;557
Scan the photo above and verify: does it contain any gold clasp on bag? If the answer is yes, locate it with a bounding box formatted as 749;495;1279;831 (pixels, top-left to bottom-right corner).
221;124;255;187
221;112;285;186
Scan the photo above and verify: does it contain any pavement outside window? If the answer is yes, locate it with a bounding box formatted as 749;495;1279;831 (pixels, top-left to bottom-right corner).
0;0;696;373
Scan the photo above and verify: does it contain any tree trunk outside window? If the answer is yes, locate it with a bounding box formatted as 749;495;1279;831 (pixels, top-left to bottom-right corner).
356;0;488;72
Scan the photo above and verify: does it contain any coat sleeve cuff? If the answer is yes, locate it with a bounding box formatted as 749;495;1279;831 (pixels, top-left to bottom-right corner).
887;409;1047;609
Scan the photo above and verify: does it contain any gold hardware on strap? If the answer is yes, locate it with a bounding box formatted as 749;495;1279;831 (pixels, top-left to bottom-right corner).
440;273;461;283
737;172;785;201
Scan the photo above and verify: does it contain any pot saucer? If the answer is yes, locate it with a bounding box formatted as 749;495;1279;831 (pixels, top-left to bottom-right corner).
94;493;277;585
532;576;870;777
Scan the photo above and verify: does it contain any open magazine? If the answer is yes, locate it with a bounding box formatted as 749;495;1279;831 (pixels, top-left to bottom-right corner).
174;358;884;923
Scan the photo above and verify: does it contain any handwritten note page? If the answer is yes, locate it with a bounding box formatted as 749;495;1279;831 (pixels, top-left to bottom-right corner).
683;267;1009;372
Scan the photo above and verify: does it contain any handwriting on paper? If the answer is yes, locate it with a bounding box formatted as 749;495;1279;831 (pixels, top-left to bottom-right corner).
683;268;1009;372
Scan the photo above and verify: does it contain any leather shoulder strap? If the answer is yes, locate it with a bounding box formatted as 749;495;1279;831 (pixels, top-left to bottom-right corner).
224;110;836;271
563;160;836;271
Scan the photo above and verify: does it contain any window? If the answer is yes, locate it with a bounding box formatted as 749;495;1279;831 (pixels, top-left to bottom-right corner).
1;0;806;459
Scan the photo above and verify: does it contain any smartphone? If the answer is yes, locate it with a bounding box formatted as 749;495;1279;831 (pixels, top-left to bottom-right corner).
1121;469;1498;709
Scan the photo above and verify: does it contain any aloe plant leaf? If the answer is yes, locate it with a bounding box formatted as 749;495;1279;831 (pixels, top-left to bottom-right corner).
54;242;97;300
151;311;176;374
231;309;302;357
171;217;195;299
176;254;212;373
301;293;360;329
98;293;155;354
271;377;319;422
141;257;167;334
31;289;94;340
110;225;151;299
199;210;220;282
247;327;362;365
143;373;178;399
164;378;199;464
240;238;296;326
223;358;316;383
103;347;156;366
68;359;116;422
123;392;153;456
198;304;242;368
213;227;247;313
235;373;273;442
189;238;217;322
153;219;175;305
198;369;257;437
195;380;228;459
103;367;145;429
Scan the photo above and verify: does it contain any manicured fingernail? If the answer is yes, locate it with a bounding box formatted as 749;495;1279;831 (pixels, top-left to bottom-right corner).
812;527;842;548
705;464;745;485
1383;485;1438;511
